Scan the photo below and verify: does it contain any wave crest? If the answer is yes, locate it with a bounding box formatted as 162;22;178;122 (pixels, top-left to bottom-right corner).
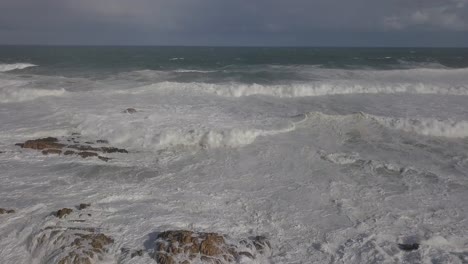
0;63;37;72
127;81;468;98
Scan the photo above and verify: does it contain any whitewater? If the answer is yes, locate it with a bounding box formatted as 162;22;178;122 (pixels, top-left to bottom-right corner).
0;47;468;264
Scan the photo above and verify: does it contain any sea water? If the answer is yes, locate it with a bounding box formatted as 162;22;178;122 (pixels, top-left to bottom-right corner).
1;46;468;263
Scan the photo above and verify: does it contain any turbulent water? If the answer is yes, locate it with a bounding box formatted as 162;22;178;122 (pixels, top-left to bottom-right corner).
1;46;468;263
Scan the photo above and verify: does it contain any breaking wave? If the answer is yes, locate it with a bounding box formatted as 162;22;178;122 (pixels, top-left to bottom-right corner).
75;113;308;150
126;81;468;98
0;87;66;103
0;63;37;72
368;115;468;139
304;111;468;139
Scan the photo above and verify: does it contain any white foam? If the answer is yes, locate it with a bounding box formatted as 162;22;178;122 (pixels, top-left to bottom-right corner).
0;63;37;72
368;115;468;138
125;80;468;98
174;69;217;73
0;87;66;103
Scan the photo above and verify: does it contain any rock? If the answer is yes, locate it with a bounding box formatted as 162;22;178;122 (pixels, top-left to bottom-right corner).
398;243;419;251
42;149;62;155
98;156;111;162
0;208;15;214
77;152;98;158
69;145;100;152
84;142;94;145
101;147;128;154
78;203;91;210
123;108;137;114
20;137;65;150
64;150;76;155
153;230;270;264
31;227;114;264
96;140;109;144
56;208;73;219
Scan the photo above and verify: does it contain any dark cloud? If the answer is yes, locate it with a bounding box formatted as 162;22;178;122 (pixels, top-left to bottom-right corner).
1;0;467;46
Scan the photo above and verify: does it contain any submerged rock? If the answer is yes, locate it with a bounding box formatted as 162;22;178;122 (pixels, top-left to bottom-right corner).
398;243;420;251
0;208;15;214
153;230;271;264
78;203;91;210
56;208;73;219
77;152;98;158
42;149;62;155
123;108;137;114
31;227;114;264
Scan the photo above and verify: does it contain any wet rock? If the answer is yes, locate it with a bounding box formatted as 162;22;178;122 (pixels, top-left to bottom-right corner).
31;227;114;264
42;149;62;155
153;230;271;264
77;152;98;158
56;208;73;219
398;243;419;251
98;156;111;162
20;137;65;150
69;145;100;152
101;147;128;154
16;136;127;162
96;140;109;144
0;208;15;214
123;108;137;114
78;203;91;210
84;141;94;145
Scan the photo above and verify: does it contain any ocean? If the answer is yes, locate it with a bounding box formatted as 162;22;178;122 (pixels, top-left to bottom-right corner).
1;46;468;263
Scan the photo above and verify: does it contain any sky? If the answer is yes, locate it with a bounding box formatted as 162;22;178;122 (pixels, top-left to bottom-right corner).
1;0;468;46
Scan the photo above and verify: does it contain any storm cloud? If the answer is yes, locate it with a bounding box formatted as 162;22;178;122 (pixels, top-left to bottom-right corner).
1;0;467;46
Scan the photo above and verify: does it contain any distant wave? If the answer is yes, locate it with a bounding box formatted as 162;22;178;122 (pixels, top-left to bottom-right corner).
123;80;468;98
173;69;218;73
0;63;37;72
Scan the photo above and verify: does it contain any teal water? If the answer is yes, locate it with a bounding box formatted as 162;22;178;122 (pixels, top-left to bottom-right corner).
1;46;468;81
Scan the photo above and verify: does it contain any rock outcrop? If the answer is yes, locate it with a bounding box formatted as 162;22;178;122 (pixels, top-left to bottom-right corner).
56;208;73;219
16;135;128;162
31;227;114;264
153;230;271;264
0;208;15;214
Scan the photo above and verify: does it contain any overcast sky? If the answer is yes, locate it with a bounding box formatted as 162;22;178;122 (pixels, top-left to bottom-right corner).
1;0;467;46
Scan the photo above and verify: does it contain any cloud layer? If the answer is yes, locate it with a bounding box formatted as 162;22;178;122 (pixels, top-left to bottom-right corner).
1;0;467;46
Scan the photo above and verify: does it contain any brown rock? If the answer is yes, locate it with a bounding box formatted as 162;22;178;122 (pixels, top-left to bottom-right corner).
56;208;73;218
42;149;62;155
20;137;65;150
154;230;271;264
32;227;113;264
0;208;15;214
77;152;98;158
68;145;100;152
